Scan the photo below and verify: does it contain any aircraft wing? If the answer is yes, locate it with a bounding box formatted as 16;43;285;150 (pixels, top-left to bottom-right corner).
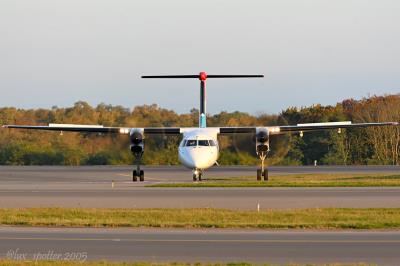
2;124;181;135
277;121;399;134
219;121;399;135
3;121;398;136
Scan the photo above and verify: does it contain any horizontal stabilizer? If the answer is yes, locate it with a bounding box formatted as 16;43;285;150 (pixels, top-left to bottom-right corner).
142;73;264;80
142;75;199;79
207;75;264;78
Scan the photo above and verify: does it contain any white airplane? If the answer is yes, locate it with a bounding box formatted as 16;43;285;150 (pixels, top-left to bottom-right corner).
2;72;399;182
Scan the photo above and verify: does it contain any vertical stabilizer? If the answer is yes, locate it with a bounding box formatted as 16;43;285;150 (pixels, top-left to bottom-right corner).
199;72;207;128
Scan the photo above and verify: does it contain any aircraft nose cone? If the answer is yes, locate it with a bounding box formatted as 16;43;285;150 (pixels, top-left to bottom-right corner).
179;147;216;169
185;154;197;168
186;149;202;168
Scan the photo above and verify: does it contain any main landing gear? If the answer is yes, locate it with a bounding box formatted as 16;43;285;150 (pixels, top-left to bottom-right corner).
256;148;269;182
257;166;268;181
133;169;144;182
132;151;144;182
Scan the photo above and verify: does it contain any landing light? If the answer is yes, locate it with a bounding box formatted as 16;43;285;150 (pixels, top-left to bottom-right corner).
119;128;130;134
268;127;281;133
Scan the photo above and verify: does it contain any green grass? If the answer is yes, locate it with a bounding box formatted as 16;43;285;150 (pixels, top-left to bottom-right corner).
148;173;400;187
0;261;376;266
0;208;400;229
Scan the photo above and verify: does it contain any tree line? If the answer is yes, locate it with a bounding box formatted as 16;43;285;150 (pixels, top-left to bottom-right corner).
0;94;399;166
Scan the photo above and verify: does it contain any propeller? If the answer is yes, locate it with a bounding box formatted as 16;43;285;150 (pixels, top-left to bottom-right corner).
261;114;292;165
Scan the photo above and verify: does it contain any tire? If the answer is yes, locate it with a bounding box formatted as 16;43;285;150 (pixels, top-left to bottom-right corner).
257;169;262;181
263;169;269;181
198;173;202;181
132;170;138;182
193;174;197;182
139;170;144;182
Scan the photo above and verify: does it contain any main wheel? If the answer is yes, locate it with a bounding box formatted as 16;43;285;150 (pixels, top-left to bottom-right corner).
198;173;202;181
139;170;144;182
193;174;197;182
263;169;269;181
257;169;262;181
132;170;138;182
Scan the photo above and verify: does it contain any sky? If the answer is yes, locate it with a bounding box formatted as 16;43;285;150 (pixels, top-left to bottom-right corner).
0;0;399;115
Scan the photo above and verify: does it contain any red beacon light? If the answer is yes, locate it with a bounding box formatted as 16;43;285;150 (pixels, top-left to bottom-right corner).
199;72;208;81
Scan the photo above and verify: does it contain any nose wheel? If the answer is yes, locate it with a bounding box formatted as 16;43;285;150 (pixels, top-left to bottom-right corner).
192;170;203;182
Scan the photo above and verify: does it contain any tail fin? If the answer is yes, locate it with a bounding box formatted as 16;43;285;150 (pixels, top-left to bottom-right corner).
142;72;264;128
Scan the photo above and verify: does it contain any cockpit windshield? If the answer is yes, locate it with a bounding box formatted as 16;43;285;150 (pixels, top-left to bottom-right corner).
184;139;216;147
186;140;197;146
198;140;210;146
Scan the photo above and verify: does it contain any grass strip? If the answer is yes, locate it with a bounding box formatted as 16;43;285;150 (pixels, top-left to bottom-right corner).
0;260;377;266
148;174;400;187
0;208;399;229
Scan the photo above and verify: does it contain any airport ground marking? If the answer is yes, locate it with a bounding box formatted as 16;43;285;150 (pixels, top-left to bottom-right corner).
1;237;400;244
148;173;400;188
117;173;164;182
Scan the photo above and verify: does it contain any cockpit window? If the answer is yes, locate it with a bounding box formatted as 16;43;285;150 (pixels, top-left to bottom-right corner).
186;140;197;146
184;139;216;147
198;140;210;146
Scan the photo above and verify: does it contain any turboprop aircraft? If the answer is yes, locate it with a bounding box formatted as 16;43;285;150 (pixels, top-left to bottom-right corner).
2;72;399;181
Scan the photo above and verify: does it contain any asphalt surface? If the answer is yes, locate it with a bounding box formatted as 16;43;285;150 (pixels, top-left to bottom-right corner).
1;227;400;265
1;166;400;264
1;165;399;183
0;165;399;209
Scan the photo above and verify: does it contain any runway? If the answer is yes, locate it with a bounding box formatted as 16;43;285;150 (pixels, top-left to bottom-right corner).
1;227;400;265
0;166;399;209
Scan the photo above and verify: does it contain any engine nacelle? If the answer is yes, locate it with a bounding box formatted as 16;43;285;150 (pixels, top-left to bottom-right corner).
129;128;144;154
256;127;270;154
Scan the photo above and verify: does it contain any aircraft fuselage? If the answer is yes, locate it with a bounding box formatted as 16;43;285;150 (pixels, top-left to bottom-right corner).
178;128;219;178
